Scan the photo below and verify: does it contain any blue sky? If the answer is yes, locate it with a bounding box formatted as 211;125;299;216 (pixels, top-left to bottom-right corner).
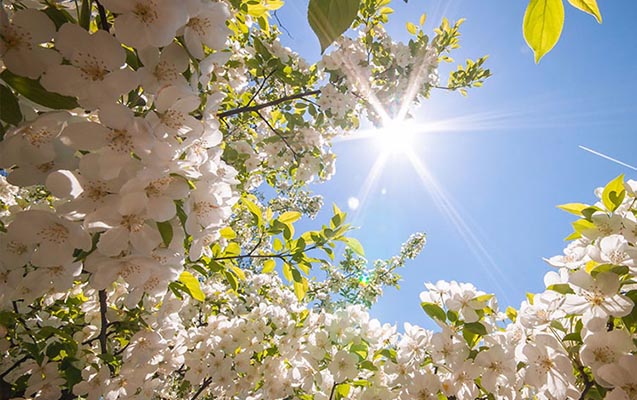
276;1;637;329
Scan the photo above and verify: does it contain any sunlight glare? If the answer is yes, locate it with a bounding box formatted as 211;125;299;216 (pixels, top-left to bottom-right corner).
374;118;420;155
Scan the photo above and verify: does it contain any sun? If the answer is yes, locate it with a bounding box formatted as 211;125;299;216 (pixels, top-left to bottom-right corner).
373;118;420;155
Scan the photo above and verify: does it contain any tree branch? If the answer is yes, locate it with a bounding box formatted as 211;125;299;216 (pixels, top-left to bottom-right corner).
98;289;108;355
191;377;212;400
254;110;299;160
217;90;321;119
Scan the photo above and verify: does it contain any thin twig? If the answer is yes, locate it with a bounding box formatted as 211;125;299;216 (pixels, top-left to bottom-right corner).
0;355;28;379
328;383;337;400
247;70;277;109
255;110;299;159
191;377;212;400
217;90;320;119
98;289;108;355
94;0;110;32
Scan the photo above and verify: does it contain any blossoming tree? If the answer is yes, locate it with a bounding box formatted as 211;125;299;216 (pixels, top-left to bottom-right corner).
1;0;635;400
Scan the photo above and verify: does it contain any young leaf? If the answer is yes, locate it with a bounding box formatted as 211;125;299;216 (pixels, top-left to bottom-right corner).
342;237;365;257
243;197;263;227
279;211;302;224
557;203;590;216
178;271;205;301
567;0;602;23
262;259;276;273
308;0;360;53
523;0;565;63
0;84;22;125
406;21;418;35
601;174;625;212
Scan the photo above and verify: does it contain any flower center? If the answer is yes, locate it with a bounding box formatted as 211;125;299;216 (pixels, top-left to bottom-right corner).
121;214;145;232
187;17;211;37
107;129;134;153
38;223;70;244
134;2;158;24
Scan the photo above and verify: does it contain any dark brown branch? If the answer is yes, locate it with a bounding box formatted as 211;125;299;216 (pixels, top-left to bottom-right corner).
98;289;108;355
328;383;337;400
94;0;110;32
0;355;28;379
191;377;212;400
217;90;321;119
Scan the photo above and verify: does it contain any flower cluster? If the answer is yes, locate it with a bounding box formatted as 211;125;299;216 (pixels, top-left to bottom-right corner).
9;1;626;400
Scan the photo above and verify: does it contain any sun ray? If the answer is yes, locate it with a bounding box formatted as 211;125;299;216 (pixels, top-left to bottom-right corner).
405;150;517;304
348;153;389;228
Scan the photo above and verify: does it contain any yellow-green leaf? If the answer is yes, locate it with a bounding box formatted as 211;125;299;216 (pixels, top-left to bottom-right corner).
602;174;625;212
230;265;246;281
262;259;276;273
523;0;565;63
279;211;302;224
220;226;236;239
224;242;241;257
179;271;205;301
557;203;590;216
293;276;308;301
243;197;263;226
343;237;365;257
282;262;293;282
419;13;427;26
273;237;283;252
406;21;418;35
567;0;602;23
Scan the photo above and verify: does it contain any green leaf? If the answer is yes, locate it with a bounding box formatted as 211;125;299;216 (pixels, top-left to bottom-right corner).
557;203;590;216
602;174;625;212
43;6;75;29
463;321;487;336
547;283;575;295
334;383;351;400
342;237;365;257
308;0;360;53
421;302;446;322
0;84;22;125
1;70;79;110
178;271;205;301
350;342;368;360
262;259;276;273
156;221;173;247
523;0;565;63
79;0;91;30
563;331;582;343
279;211;302;224
567;0;602;23
224;270;239;292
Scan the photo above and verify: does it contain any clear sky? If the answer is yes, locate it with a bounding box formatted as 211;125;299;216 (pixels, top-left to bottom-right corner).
276;0;637;329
